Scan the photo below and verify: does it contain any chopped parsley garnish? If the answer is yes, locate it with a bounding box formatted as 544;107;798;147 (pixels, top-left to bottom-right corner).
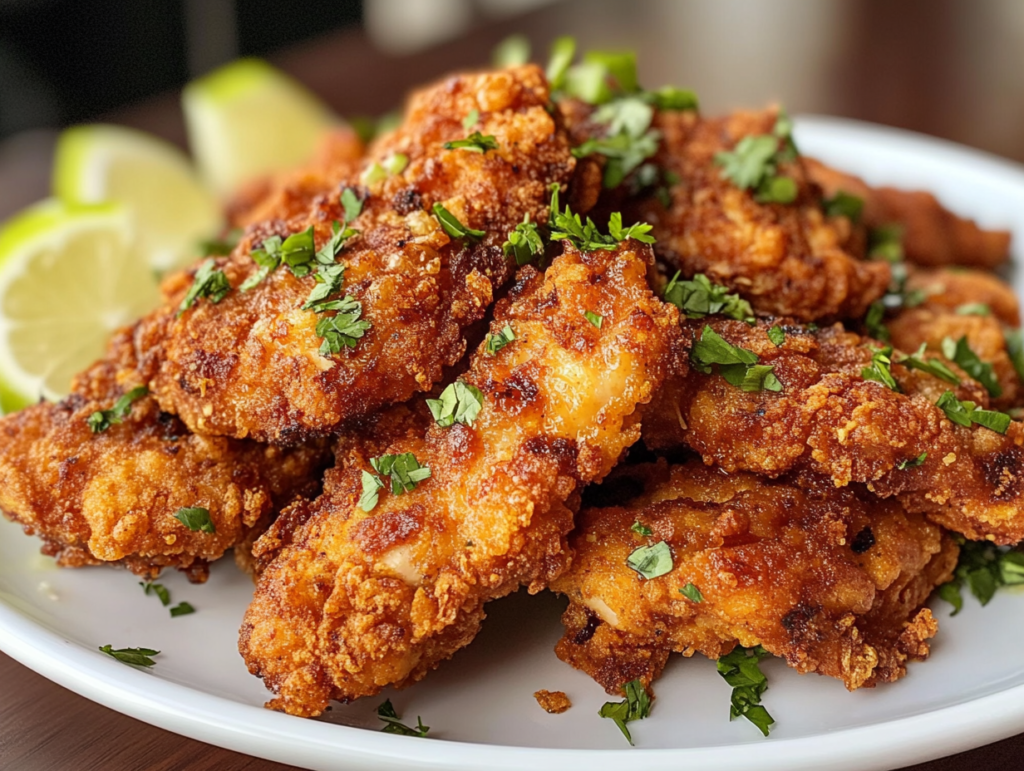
755;175;798;204
493;34;530;68
767;326;785;346
648;86;699;111
956;302;991;317
377;699;430;737
279;226;316;277
179;259;230;315
546;36;577;91
607;212;655;244
822;191;864;222
432;203;485;241
443;131;499;154
340;187;364;225
663;273;754;323
626;541;673;579
868;224;905;263
173;507;216;534
170;602;196;618
898;344;960;386
680;582;703;603
549;204;654;253
199;227;243;256
87;386;148;433
1007;329;1024;383
714;114;798;204
302;263;347;311
691;326;782;392
631;521;653;537
864;300;890;342
938;537;1024;616
140;581;170;607
426;381;484;427
462;108;480;130
861;346;899;392
898;452;928;470
585;311;604;328
572;112;661;188
99;645;160;667
942;335;1002;397
598;679;652;746
360;153;408;185
717;645;774;736
315;297;372;355
935;391;1011;434
358;453;432;512
502;215;545;266
485;324;515;355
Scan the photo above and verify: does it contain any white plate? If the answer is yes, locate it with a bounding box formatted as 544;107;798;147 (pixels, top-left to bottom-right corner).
4;117;1024;771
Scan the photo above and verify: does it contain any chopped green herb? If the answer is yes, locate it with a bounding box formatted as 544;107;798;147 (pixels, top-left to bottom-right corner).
754;175;797;204
585;311;604;328
663;273;754;323
199;227;243;256
822;191;864;222
315;296;372;355
360;453;432;511
767;326;785;346
358;470;385;513
179;259;230;315
87;385;148;433
739;364;783;393
550;205;653;253
433;203;485;241
572;124;661;188
426;381;484;428
173;507;216;533
546;36;577;91
691;326;781;392
680;582;703;603
492;34;530;68
485;324;515;355
864;301;890;342
607;212;655;244
898;452;928;470
384;153;409;176
598;679;651;746
462;108;480;130
868;224;905;263
717;645;774;736
140;581;170;606
938;536;1024;615
648;86;699;112
361;162;386;186
955;302;991;317
240;236;282;292
631;521;653;537
443;131;499;154
279;226;316;277
713;114;798;205
340;187;363;225
303;263;347;311
377;699;430;738
99;645;159;668
502;216;545;266
861;346;899;392
170;602;195;618
626;541;673;580
942;335;1002;397
1006;329;1024;383
935;391;1011;434
898;344;960;386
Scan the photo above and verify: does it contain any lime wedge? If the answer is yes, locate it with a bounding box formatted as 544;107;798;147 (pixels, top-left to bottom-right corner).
0;200;160;412
53;124;221;273
182;58;338;195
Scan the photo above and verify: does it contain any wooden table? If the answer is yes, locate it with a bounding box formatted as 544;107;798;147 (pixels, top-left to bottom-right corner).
3;1;1024;768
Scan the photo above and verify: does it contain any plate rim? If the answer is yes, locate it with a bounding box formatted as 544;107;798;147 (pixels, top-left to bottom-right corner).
4;115;1024;771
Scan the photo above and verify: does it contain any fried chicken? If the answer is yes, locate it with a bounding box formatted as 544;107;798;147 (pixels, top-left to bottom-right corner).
805;157;1011;269
644;317;1024;543
0;327;329;582
552;461;956;694
239;240;682;715
145;64;576;443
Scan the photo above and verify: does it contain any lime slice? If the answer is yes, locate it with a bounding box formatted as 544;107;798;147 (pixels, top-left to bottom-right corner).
0;200;160;412
53;124;221;273
182;58;338;195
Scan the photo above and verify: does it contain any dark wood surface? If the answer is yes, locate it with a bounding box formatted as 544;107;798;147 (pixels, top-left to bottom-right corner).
4;1;1024;768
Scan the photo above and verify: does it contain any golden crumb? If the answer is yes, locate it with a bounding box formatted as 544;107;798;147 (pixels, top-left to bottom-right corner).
533;690;572;714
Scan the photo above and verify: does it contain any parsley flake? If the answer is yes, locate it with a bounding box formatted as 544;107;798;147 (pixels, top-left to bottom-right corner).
87;386;148;433
303;263;347;311
340;187;364;225
571;113;660;188
240;236;282;292
822;191;864;222
359;453;432;512
315;296;372;355
173;507;216;533
550;205;653;253
767;326;785;346
170;602;196;618
942;335;1002;397
607;212;655;244
717;645;774;736
598;679;652;746
179;259;230;315
864;301;890;342
585;311;604;328
502;216;545;266
935;391;1011;434
663;273;754;323
956;302;991;317
279;226;317;277
546;36;577;91
939;537;1024;615
861;346;899;392
680;582;703;603
631;521;653;536
140;581;170;606
462;108;480;130
358;470;385;513
485;324;516;355
627;541;673;579
432;203;485;241
443;131;499;154
691;326;782;392
713;120;797;205
898;452;928;470
426;381;484;427
898;344;960;386
868;224;905;263
377;699;430;737
99;645;160;667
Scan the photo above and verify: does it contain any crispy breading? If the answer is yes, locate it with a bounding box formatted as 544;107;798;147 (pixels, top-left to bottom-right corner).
553;461;956;694
0;327;329;582
644;318;1024;543
631;108;891;320
239;242;682;715
145;65;576;443
805;157;1011;269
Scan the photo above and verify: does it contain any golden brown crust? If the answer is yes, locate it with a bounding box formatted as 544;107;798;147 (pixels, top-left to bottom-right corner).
145;65;576;443
552;461;956;693
239;242;682;715
533;689;572;714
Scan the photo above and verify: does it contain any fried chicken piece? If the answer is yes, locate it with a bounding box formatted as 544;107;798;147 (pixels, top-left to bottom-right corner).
630;107;890;320
239;241;682;715
145;65;576;443
553;461;956;693
805;157;1011;269
0;328;329;582
887;267;1023;410
644;317;1024;543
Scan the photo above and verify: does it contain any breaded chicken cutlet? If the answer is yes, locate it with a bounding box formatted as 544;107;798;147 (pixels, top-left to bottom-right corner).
552;460;956;693
239;240;682;715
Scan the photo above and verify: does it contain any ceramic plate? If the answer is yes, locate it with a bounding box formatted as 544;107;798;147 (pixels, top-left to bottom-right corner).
3;117;1024;771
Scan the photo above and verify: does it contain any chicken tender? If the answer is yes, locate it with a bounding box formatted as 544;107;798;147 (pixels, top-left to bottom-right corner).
644;318;1024;543
805;157;1011;269
239;241;682;715
553;461;956;693
146;65;576;443
0;328;328;582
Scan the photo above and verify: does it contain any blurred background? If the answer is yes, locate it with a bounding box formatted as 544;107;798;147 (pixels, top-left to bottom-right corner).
2;0;1024;218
